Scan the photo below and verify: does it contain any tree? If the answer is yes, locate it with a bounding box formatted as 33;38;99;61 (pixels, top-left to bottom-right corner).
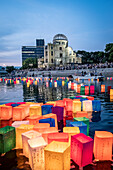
22;58;38;69
6;66;15;73
105;43;113;62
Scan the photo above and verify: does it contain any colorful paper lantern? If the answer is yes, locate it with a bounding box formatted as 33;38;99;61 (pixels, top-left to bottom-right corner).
43;113;58;129
92;100;101;112
70;121;87;135
12;120;29;128
73;101;81;113
41;105;53;115
71;133;93;167
0;106;12;119
85;86;89;95
12;106;26;121
48;132;69;144
0;126;16;153
52;106;64;121
29;106;42;116
80;86;85;95
110;89;113;96
0;118;13;128
16;124;34;149
39;118;55;127
101;85;105;93
33;123;50;133
28;137;47;170
44;141;70;170
94;131;112;160
19;104;30;117
75;111;88;118
86;96;94;100
83;100;92;112
90;85;94;94
27;115;42;125
22;130;42;158
108;86;111;94
74;117;89;136
77;84;81;93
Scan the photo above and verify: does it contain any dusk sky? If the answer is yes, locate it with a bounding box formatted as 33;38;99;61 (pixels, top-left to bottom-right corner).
0;0;113;66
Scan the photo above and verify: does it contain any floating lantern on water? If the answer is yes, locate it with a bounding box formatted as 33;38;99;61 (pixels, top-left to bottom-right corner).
16;124;34;149
0;106;12;119
92;100;101;112
46;101;56;106
74;117;89;136
5;102;16;106
83;100;92;112
110;89;113;96
0;126;16;153
44;141;70;170
80;86;85;95
22;130;42;158
43;113;58;129
48;132;69;144
90;85;94;94
33;123;50;133
70;121;87;135
75;111;88;118
73;101;81;115
41;105;53;115
12;106;26;121
54;81;57;87
27;115;42;125
28;137;47;170
12;120;29;128
108;86;111;94
94;131;112;160
86;96;94;100
19;104;30;117
85;86;89;95
101;85;105;93
29;106;42;116
77;84;81;93
71;133;93;167
39;118;55;127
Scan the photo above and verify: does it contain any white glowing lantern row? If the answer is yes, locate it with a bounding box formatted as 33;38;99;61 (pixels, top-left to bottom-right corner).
83;100;92;112
28;137;47;170
22;130;42;158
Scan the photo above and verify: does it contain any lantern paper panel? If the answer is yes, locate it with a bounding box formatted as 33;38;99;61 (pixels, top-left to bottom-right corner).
41;105;53;115
19;104;30;117
42;127;58;143
16;124;34;149
43;113;58;129
65;99;73;112
46;101;56;106
86;96;94;100
74;117;89;136
27;115;42;125
0;118;12;128
101;85;105;93
0;106;12;119
28;137;47;170
44;141;70;170
75;111;88;118
71;133;93;167
29;106;42;116
70;121;87;136
12;107;26;121
110;89;113;96
22;130;42;158
94;131;112;160
48;132;69;144
12;121;29;128
52;106;64;121
33;123;50;133
92;100;101;112
83;100;92;112
73;101;81;113
39;118;55;127
0;126;16;153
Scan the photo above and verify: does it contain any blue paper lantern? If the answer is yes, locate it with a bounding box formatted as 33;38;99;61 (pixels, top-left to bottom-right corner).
70;121;87;135
92;100;101;112
41;105;53;115
39;118;55;127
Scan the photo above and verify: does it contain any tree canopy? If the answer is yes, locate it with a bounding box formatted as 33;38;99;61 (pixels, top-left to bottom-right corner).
22;58;38;69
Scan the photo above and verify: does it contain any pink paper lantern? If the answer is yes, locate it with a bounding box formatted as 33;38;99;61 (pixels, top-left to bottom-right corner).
71;133;93;167
48;132;69;144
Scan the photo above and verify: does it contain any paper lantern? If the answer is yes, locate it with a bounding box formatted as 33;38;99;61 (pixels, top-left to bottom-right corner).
94;131;112;160
19;104;30;117
5;102;16;106
71;133;93;167
46;101;56;106
108;86;111;94
22;130;42;158
85;86;89;95
43;113;58;129
68;82;71;89
110;89;113;96
0;106;12;119
71;82;75;90
33;123;50;133
44;141;70;170
48;132;69;144
12;106;26;121
16;124;34;148
73;99;80;101
70;121;87;135
77;84;81;93
27;115;42;125
41;105;53;115
86;96;94;100
74;117;89;136
110;95;113;101
65;99;73;112
83;100;92;112
75;111;88;118
28;137;47;170
29;106;42;116
80;86;85;95
52;106;64;121
39;118;55;127
12;120;29;128
73;101;81;114
17;102;26;104
92;100;101;112
0;126;16;153
1;118;12;128
101;85;105;93
90;85;94;94
54;81;57;87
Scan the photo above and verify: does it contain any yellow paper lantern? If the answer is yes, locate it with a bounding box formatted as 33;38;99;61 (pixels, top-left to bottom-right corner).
94;131;112;160
73;101;81;113
16;124;34;149
22;130;42;158
110;89;113;96
83;100;92;112
29;106;42;116
28;137;47;170
44;141;70;170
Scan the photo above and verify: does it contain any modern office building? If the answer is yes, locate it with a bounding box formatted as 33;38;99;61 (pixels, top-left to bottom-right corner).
22;34;81;68
22;39;45;67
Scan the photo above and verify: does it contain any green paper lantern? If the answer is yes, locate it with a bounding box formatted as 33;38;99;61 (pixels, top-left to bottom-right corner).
74;117;89;136
80;86;85;95
0;126;16;153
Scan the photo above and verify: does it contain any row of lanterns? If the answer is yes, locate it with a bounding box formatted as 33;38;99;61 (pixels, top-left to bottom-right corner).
0;97;112;169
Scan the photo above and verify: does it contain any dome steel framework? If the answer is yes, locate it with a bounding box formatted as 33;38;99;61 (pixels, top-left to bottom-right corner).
53;34;68;42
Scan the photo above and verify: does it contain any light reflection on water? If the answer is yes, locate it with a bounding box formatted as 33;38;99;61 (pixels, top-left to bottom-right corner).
0;79;113;138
